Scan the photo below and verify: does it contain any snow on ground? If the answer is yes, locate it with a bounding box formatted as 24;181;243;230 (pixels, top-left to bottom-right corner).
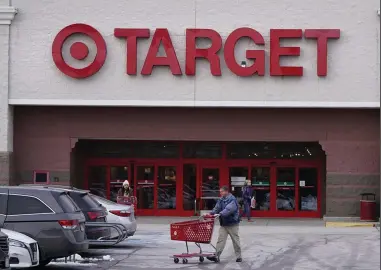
45;220;380;270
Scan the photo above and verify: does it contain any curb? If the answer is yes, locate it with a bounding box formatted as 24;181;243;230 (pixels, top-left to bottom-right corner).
325;222;377;228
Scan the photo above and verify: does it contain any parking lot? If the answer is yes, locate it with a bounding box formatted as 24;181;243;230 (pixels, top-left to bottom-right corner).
43;218;380;270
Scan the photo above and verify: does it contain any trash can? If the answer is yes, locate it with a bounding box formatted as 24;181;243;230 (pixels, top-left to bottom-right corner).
360;193;376;221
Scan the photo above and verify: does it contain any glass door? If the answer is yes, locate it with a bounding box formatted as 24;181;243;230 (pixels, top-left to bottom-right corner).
200;167;220;211
135;165;155;212
298;168;318;212
157;165;177;210
109;165;130;202
276;167;296;211
183;164;197;211
229;167;249;205
251;166;271;211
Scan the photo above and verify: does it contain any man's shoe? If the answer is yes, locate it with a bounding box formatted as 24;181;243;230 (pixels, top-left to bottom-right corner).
207;256;218;262
236;258;242;262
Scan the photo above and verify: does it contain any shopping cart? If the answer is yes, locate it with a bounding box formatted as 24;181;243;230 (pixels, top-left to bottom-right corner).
116;196;137;214
170;215;219;264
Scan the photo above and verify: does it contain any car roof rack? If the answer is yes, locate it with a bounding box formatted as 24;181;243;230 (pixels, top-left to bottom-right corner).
18;184;89;192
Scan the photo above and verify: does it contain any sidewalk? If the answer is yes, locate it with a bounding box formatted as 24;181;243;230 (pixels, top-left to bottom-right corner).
105;217;379;270
136;216;325;227
136;216;379;228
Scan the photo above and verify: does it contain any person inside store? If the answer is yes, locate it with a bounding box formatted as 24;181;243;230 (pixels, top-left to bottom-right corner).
241;179;253;222
118;180;133;197
206;186;242;263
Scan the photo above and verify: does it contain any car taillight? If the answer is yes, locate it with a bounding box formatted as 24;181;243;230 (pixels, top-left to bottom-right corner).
59;220;79;230
110;210;131;217
87;211;103;220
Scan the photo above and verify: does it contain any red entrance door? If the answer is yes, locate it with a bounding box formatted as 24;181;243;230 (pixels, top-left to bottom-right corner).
198;166;223;212
134;163;180;216
85;158;320;217
85;160;131;202
85;159;185;216
134;164;156;215
228;161;321;218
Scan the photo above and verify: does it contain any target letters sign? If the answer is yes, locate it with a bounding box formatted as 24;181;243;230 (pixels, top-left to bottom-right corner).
52;23;340;79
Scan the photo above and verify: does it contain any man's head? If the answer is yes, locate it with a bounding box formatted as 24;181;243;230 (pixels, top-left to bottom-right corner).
219;186;230;198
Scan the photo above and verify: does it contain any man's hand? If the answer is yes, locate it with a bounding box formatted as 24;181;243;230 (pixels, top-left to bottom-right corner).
203;213;219;218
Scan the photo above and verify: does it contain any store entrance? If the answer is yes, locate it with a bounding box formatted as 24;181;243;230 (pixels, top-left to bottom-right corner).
85;160;226;216
79;140;324;217
228;160;321;218
85;159;184;216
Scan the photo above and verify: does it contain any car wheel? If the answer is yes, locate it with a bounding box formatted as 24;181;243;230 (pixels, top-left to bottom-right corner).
36;259;52;268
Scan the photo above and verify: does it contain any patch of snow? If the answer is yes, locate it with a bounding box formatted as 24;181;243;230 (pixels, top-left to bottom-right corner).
49;262;97;267
103;255;112;261
53;254;114;264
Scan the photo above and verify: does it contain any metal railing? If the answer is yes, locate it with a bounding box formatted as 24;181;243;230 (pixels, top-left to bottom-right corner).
194;197;220;216
85;222;128;247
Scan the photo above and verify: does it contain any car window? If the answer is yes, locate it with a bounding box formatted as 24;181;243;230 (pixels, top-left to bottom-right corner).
57;194;80;213
8;195;53;215
0;194;7;215
82;194;101;208
70;193;100;209
91;194;117;206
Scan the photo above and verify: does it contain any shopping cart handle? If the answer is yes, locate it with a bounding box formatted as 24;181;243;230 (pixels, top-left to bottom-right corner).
203;214;219;219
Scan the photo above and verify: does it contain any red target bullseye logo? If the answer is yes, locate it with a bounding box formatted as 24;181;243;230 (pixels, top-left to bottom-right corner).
52;24;107;79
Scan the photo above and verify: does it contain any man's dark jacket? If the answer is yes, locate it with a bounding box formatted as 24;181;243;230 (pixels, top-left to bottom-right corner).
211;194;240;226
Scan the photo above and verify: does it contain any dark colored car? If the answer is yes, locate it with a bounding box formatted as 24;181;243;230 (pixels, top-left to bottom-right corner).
0;187;88;267
0;231;9;269
22;186;110;241
63;189;110;241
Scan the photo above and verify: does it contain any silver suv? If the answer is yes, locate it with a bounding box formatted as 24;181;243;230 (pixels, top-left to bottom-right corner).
0;187;88;267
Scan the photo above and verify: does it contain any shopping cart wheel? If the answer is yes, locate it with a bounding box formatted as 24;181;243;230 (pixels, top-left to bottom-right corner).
182;259;188;264
174;258;179;264
199;257;204;262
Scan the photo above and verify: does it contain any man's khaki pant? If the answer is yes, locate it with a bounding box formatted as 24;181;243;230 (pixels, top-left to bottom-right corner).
215;225;241;258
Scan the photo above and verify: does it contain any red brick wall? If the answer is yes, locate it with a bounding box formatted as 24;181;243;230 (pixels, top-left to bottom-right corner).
13;107;379;175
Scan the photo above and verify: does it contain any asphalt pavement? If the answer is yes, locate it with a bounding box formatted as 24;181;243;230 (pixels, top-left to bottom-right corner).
44;217;380;270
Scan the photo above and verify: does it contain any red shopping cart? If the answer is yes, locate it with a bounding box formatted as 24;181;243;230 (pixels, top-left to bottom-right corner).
170;215;219;264
117;196;137;214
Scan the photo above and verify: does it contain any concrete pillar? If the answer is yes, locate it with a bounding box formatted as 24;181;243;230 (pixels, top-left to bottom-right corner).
0;2;17;185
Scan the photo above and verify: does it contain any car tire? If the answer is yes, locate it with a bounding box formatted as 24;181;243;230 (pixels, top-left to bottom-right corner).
36;259;52;268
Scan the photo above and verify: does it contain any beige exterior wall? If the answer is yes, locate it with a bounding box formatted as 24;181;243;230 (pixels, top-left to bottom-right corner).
6;0;381;108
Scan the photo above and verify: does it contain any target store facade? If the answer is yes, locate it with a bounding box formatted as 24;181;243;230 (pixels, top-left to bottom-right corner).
0;0;380;218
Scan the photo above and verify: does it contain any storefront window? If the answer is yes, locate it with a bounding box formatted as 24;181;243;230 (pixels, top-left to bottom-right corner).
183;164;196;211
110;166;129;202
133;142;179;158
226;142;322;159
276;168;295;211
88;166;107;198
157;166;177;209
251;167;270;210
136;166;154;209
227;142;272;159
299;168;318;211
77;140;179;158
183;142;222;158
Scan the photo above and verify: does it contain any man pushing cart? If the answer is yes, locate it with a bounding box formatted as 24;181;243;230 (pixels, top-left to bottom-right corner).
170;186;242;264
